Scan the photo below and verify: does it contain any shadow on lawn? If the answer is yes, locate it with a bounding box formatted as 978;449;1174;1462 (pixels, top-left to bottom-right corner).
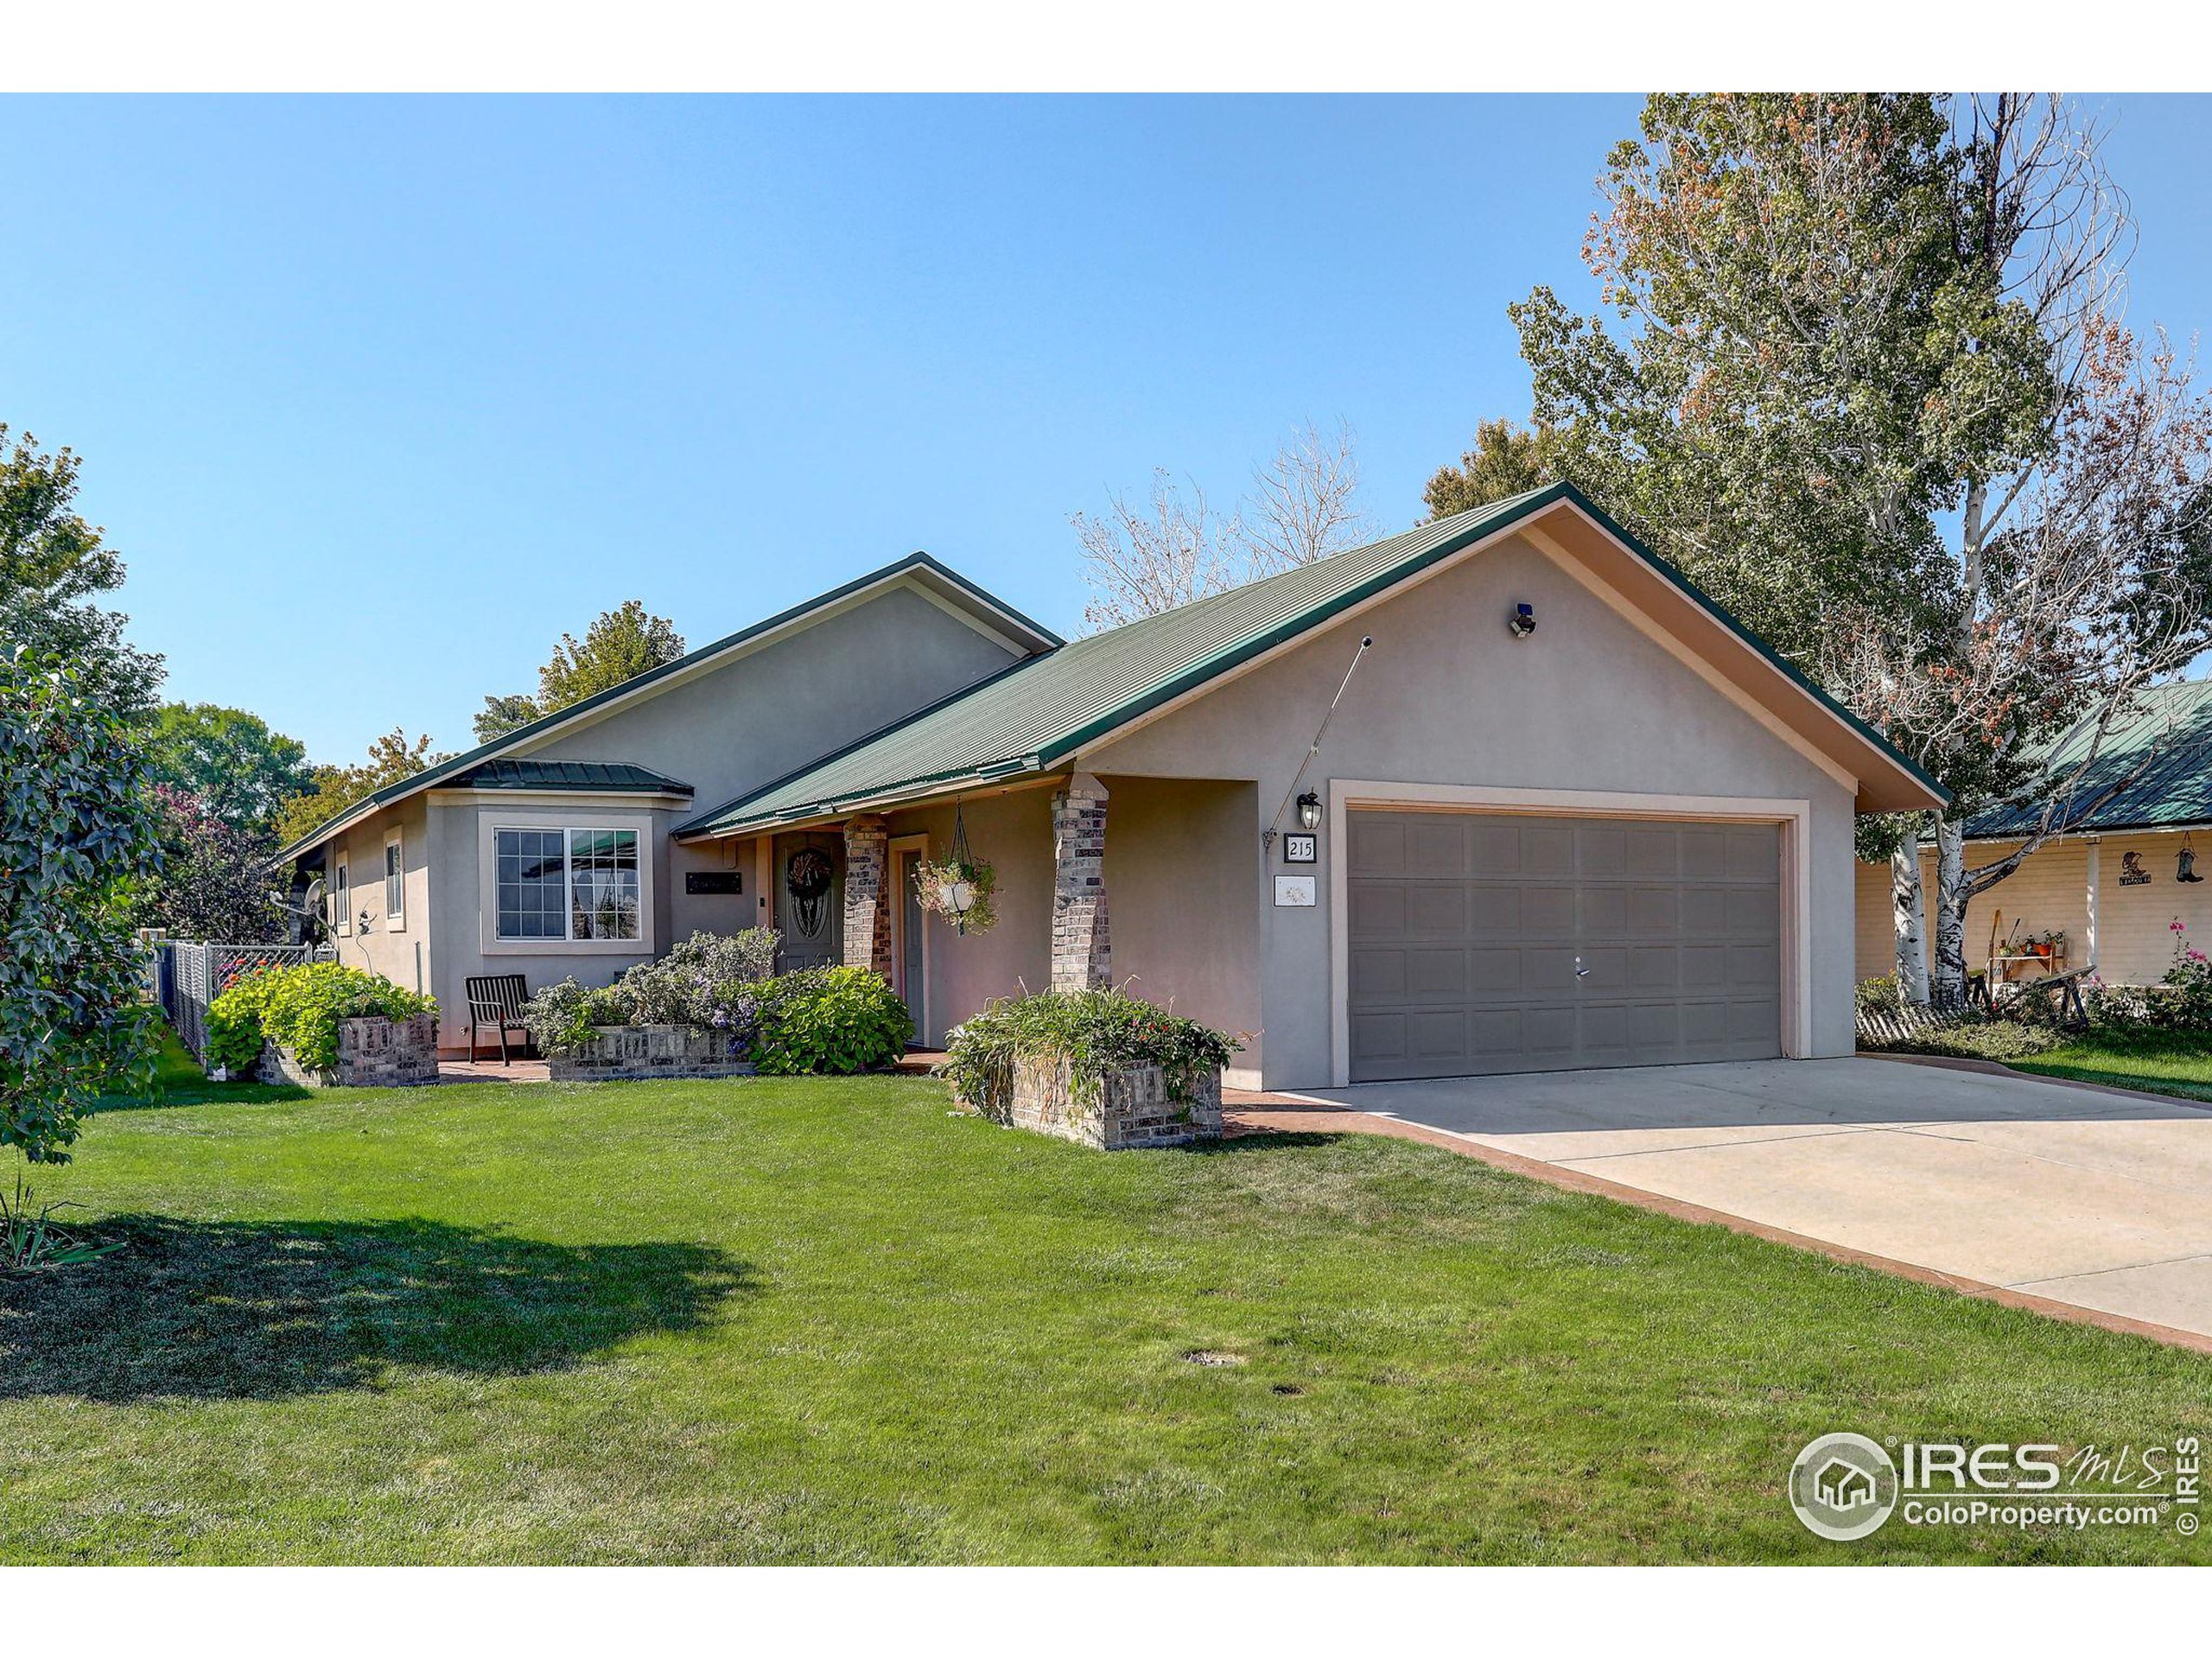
0;1216;754;1402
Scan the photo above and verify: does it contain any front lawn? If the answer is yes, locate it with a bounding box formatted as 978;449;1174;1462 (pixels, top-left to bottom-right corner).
2012;1027;2212;1103
2;1055;2206;1563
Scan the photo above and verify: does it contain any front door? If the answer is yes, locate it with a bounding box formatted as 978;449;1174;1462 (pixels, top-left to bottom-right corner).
772;831;843;972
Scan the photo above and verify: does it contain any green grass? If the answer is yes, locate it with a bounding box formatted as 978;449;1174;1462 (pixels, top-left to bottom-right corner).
1;1034;2206;1564
2012;1027;2212;1104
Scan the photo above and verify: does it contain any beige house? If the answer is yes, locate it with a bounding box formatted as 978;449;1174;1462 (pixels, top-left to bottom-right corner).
1855;679;2212;990
283;483;1942;1088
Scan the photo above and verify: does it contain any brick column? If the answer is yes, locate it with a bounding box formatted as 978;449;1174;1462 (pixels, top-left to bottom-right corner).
1051;773;1110;992
842;815;893;977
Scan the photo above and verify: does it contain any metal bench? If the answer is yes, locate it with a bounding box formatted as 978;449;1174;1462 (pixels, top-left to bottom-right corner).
464;974;532;1065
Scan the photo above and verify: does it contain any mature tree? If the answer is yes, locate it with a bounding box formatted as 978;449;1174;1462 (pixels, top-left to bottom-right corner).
136;785;287;942
1;648;162;1163
140;702;313;834
1074;421;1376;631
474;600;687;742
270;728;446;849
1516;93;2212;1006
1421;419;1564;523
0;425;162;712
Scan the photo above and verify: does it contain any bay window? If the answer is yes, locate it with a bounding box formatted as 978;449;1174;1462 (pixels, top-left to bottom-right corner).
493;826;640;943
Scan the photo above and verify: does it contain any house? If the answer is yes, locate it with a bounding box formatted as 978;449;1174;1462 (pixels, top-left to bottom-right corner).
280;482;1942;1088
1854;679;2212;989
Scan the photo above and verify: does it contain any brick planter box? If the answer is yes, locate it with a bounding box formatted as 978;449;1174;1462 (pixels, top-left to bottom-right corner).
257;1013;440;1089
546;1025;756;1083
992;1054;1223;1150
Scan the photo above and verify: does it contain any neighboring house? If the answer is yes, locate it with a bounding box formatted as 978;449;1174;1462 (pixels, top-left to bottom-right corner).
1854;679;2212;990
283;482;1942;1087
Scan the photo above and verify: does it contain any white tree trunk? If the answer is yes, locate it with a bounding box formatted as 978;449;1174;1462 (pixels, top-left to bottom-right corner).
1929;816;1969;1009
1891;842;1930;1005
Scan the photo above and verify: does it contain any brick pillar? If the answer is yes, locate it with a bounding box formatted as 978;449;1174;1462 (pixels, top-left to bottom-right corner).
1051;773;1110;992
842;816;893;977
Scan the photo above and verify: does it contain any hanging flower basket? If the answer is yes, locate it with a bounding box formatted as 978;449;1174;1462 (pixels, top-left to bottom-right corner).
914;803;998;934
914;856;997;935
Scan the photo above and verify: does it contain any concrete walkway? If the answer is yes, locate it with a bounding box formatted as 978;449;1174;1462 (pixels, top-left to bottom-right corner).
1268;1058;2212;1349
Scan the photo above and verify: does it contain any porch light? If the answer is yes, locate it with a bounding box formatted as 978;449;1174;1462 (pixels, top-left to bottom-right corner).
1296;791;1323;832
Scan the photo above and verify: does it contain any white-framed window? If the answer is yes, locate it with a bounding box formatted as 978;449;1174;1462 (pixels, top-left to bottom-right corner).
493;826;641;942
384;830;405;928
333;855;351;935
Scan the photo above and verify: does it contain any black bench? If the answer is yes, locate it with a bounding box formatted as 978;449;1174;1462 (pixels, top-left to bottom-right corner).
464;974;532;1064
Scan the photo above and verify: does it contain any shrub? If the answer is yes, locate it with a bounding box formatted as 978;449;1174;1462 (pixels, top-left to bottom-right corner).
1855;976;1901;1015
1876;1016;2063;1064
613;929;778;1031
518;978;632;1055
938;988;1241;1122
749;968;912;1075
205;962;437;1075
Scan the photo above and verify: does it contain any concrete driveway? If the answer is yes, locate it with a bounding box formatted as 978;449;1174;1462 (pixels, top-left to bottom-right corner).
1290;1058;2212;1344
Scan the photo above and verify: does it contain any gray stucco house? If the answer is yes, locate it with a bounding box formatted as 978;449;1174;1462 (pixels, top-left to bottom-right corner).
280;482;1943;1090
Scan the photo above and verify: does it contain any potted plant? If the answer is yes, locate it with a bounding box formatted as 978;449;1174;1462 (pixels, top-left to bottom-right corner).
913;853;997;934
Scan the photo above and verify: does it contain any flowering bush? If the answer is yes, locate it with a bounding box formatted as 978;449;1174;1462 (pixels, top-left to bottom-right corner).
938;988;1241;1121
522;930;779;1055
206;961;437;1075
613;929;779;1030
2162;918;2212;1028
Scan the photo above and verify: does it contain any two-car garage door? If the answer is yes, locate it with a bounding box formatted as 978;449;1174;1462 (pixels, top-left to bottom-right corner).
1346;810;1782;1082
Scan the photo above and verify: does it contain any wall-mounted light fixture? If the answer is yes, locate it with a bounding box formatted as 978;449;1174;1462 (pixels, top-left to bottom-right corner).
1508;602;1535;639
1296;791;1322;832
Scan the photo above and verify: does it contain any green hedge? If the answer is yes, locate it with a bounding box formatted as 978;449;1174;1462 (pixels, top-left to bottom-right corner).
748;967;913;1075
938;988;1239;1119
206;962;437;1076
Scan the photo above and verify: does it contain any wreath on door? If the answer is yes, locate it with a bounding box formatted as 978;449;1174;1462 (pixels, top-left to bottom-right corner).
785;846;834;938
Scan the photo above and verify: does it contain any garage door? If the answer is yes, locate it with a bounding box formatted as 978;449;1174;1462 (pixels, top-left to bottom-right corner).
1346;810;1781;1082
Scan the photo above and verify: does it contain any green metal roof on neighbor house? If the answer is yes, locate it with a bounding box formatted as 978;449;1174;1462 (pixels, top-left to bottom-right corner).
448;760;692;794
1963;679;2212;840
270;550;1058;864
677;481;1948;840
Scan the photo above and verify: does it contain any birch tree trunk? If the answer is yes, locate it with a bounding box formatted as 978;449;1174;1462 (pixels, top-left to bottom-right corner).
1929;816;1970;1008
1891;842;1930;1005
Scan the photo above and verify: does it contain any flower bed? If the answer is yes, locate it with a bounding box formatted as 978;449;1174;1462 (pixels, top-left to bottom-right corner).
938;989;1238;1150
258;1012;441;1088
524;931;912;1080
547;1025;754;1083
207;961;440;1088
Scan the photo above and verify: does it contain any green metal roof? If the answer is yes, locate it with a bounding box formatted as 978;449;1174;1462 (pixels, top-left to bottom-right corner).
450;760;692;794
273;550;1054;863
677;481;1945;838
1963;679;2212;839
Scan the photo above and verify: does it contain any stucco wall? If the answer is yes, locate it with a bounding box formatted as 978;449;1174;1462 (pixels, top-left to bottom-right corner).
522;583;1022;812
880;787;1057;1047
1856;830;2212;987
1082;531;1864;1088
321;795;433;998
426;797;681;1051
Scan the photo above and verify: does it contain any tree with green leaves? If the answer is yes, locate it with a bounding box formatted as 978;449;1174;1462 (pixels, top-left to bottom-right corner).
1516;94;2212;1006
0;425;162;713
140;702;314;835
474;601;687;742
271;728;447;849
1;648;163;1164
1421;419;1562;523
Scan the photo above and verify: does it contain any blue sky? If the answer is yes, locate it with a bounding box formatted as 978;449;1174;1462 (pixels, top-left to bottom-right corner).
5;94;2209;762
